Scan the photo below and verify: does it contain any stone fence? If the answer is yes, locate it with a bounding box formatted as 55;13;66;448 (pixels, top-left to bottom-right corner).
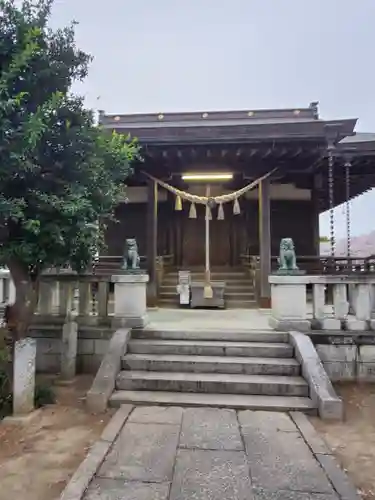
0;268;149;379
0;268;149;328
269;274;375;332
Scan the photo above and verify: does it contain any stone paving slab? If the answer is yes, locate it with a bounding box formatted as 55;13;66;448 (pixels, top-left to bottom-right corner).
85;478;169;500
128;405;183;425
97;422;180;482
169;449;253;500
239;410;336;494
180;407;243;451
251;489;339;500
69;406;361;500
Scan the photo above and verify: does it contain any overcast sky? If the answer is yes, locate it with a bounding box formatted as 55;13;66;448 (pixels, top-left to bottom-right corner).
50;0;375;238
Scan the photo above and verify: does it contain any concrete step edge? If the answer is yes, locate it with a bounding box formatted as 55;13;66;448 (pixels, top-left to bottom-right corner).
109;390;317;413
128;339;292;348
131;330;289;343
117;370;307;385
122;353;299;365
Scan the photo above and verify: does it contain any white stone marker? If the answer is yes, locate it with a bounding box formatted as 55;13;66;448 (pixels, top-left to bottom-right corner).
13;337;36;415
112;273;149;328
61;319;78;380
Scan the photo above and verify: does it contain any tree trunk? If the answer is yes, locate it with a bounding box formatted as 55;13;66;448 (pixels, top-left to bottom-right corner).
6;260;39;341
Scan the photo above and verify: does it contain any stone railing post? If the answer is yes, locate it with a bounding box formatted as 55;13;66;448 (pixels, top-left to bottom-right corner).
312;283;325;328
332;283;349;328
37;280;56;318
268;275;310;331
58;280;70;317
352;283;372;330
97;280;109;323
348;284;358;315
60;279;78;381
78;281;91;316
112;273;149;328
77;280;96;325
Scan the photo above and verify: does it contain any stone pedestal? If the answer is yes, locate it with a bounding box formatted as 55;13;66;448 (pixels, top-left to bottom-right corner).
321;318;341;330
13;338;36;415
190;281;225;308
268;275;310;331
345;317;367;331
112;273;149;328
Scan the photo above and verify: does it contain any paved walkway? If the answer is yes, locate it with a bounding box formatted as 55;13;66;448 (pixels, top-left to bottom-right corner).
65;406;360;500
147;308;273;331
145;305;330;332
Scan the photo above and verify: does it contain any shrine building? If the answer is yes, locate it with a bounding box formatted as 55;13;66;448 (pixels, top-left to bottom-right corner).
98;103;375;308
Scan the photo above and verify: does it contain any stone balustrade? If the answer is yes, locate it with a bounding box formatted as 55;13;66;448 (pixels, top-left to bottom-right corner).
37;270;113;326
0;268;149;328
269;274;375;332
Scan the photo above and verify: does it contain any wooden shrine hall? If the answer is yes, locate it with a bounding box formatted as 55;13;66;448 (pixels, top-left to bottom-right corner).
98;103;375;308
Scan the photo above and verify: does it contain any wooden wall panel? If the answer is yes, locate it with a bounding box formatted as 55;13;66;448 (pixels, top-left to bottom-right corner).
103;199;316;260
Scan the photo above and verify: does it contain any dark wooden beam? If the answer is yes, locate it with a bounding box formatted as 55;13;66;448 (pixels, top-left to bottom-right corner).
258;177;271;307
146;178;158;305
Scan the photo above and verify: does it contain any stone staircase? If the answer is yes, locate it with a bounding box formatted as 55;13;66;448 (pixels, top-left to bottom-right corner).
159;267;256;308
109;329;317;413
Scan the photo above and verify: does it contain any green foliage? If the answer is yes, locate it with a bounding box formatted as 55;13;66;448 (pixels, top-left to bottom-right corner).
0;0;140;278
319;236;330;243
34;383;56;407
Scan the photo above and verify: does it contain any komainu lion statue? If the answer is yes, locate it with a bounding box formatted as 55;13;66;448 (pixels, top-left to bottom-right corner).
121;238;140;270
278;237;298;271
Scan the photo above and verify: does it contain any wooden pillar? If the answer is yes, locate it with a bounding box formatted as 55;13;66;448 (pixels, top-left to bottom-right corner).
258;177;271;308
312;174;321;256
146;178;158;305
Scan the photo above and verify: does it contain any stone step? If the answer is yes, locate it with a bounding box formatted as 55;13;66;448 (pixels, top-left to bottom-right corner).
224;292;255;298
166;271;249;278
128;339;294;358
116;371;308;396
168;266;245;271
225;300;257;309
122;354;300;376
157;299;179;308
159;291;255;300
109;390;317;414
162;277;253;285
158;298;257;309
132;329;289;343
160;283;254;292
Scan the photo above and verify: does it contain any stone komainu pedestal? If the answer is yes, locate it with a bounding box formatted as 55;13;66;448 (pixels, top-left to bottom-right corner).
268;275;310;332
112;273;149;328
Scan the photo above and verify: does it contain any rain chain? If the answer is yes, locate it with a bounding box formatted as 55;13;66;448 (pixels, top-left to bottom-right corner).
328;147;335;258
345;159;351;258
